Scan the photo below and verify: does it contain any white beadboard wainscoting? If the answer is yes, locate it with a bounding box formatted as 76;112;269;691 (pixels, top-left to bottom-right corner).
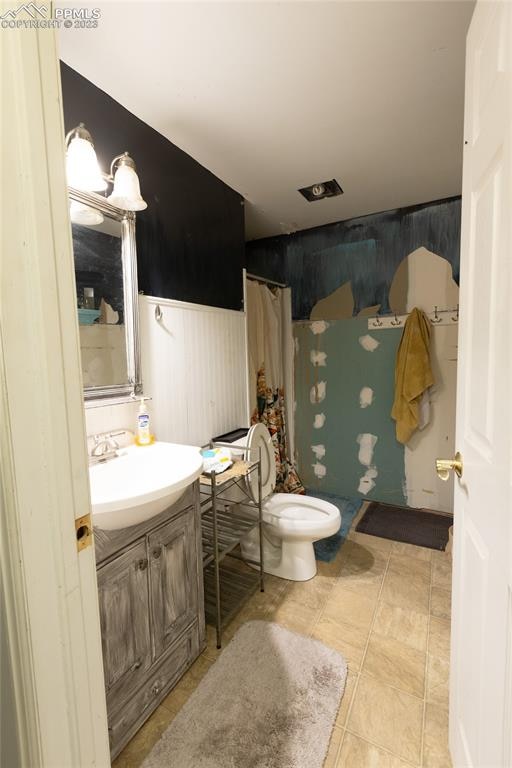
139;295;250;447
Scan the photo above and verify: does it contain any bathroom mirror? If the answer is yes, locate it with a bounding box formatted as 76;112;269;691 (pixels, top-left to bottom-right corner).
69;187;141;400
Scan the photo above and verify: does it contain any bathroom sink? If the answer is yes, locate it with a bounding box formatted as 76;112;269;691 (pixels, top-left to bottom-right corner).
89;441;203;530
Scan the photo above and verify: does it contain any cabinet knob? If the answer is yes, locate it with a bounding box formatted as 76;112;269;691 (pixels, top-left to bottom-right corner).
151;682;161;695
130;659;142;672
136;558;148;571
152;547;162;559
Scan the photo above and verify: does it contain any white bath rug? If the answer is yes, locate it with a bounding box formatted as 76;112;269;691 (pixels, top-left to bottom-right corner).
142;620;347;768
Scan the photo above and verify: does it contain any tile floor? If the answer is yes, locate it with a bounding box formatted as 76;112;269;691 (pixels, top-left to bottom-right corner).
113;507;452;768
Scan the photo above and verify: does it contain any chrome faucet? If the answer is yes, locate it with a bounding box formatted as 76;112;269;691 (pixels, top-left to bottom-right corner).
90;432;122;463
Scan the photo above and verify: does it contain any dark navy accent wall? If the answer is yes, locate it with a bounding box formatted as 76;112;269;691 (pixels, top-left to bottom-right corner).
60;63;245;311
246;198;461;320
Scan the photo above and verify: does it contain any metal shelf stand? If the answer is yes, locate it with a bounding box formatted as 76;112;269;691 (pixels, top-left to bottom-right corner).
200;445;264;648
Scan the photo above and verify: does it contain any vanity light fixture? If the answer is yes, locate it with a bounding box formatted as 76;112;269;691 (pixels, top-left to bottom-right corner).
65;123;107;192
65;124;147;212
107;152;147;211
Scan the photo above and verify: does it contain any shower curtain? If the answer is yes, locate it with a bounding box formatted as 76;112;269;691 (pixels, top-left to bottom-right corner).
246;279;304;494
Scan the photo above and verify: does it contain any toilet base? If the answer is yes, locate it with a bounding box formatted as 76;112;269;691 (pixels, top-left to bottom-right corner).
241;530;318;582
265;540;318;581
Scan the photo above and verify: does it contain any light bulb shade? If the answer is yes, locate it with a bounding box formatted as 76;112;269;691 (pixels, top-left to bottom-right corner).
66;136;107;192
107;163;147;211
69;200;104;226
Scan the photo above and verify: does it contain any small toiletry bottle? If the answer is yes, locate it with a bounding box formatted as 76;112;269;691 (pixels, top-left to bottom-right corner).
137;397;151;445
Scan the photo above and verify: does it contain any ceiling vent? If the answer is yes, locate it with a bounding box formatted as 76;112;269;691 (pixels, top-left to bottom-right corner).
298;179;344;202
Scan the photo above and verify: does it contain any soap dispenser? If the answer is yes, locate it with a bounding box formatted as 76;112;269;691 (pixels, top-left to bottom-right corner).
136;397;151;445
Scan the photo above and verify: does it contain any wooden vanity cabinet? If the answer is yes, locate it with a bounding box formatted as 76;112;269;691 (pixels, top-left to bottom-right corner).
95;483;205;759
97;540;152;706
148;512;199;659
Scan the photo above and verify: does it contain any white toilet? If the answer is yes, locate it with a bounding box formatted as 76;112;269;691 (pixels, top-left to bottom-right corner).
230;424;341;581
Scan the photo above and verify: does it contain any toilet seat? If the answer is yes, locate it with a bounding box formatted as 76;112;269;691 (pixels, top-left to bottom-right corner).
263;493;340;539
244;423;276;502
264;493;337;520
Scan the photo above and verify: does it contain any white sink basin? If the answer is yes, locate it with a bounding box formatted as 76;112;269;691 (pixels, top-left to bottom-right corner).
89;441;203;530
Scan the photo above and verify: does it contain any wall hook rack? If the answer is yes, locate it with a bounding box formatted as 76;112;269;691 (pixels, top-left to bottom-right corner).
432;306;443;323
367;305;459;331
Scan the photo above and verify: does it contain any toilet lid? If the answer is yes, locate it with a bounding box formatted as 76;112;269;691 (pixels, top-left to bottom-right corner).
245;423;276;502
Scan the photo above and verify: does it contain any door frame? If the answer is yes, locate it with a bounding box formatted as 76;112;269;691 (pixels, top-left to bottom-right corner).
0;22;110;767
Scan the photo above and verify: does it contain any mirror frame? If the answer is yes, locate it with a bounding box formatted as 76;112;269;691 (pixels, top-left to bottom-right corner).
69;187;142;401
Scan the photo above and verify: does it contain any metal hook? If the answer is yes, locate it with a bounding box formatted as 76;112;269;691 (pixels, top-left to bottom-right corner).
432;305;442;323
391;313;402;326
372;315;383;327
154;304;162;322
451;304;459;322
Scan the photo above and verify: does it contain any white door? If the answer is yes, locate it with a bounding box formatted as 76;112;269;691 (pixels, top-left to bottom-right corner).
450;3;512;766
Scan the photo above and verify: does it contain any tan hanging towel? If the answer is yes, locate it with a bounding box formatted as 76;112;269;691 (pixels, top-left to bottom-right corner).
391;307;434;444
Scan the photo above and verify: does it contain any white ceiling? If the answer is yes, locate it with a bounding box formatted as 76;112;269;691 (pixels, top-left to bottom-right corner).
59;1;474;240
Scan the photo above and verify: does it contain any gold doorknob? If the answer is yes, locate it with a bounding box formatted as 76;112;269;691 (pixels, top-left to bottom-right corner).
436;452;463;481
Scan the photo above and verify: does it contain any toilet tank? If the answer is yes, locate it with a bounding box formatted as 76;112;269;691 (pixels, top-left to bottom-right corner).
212;427;250;460
212;428;250;443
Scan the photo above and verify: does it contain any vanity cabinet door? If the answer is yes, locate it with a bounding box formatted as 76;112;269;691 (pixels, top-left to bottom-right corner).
148;507;198;659
97;540;152;702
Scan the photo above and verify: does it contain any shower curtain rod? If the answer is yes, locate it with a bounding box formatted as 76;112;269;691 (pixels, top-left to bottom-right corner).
246;272;288;289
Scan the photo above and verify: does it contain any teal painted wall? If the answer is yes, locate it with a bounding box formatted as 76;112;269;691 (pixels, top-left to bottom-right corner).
294;318;406;504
